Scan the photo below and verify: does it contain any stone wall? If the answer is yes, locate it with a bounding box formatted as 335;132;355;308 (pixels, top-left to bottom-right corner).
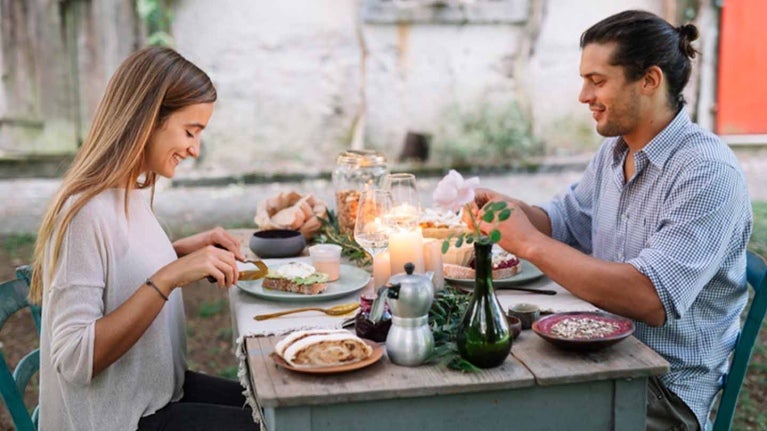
1;0;715;177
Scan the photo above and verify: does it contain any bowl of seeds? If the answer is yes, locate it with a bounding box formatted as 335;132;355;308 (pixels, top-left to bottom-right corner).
532;311;634;351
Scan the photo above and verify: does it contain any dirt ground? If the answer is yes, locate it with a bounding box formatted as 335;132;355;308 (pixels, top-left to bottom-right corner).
0;237;236;430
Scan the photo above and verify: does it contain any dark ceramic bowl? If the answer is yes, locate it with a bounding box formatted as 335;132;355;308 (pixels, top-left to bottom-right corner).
249;229;306;258
504;314;523;340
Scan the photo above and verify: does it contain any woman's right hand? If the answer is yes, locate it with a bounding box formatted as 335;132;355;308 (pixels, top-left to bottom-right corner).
151;244;239;291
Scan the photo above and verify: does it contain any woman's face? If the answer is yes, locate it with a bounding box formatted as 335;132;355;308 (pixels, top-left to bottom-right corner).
144;102;214;178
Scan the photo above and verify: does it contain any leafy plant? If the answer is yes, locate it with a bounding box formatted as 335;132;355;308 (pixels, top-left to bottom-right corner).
315;209;371;267
435;101;541;166
136;0;174;46
197;298;227;318
426;287;480;372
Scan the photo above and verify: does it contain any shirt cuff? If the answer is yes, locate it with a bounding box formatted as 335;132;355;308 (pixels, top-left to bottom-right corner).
627;255;679;322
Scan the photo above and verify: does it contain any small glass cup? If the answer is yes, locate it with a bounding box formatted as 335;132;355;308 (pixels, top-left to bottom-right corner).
308;244;342;282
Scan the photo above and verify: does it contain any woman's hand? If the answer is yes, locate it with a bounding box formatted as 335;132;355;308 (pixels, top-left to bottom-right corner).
172;226;245;260
153;244;239;290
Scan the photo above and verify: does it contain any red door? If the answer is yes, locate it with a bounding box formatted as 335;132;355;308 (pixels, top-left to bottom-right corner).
717;0;767;135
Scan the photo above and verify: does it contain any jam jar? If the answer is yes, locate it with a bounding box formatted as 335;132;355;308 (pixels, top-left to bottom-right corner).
332;150;388;235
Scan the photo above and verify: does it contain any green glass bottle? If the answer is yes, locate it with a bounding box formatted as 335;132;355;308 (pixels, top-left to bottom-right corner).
456;242;512;368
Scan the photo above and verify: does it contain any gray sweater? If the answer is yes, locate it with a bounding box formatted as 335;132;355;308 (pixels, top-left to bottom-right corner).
39;189;187;430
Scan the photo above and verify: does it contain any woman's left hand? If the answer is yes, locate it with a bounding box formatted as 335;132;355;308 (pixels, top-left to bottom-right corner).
172;226;245;261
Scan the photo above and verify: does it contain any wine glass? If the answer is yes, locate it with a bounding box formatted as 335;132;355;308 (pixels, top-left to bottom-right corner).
353;189;394;259
385;173;421;230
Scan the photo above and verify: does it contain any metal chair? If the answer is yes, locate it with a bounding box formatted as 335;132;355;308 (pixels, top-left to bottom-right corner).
711;251;767;431
0;265;41;431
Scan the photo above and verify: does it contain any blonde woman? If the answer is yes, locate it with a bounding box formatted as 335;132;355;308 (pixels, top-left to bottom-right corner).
30;47;257;430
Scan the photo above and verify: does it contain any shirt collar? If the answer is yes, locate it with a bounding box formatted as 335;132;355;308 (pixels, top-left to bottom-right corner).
610;105;691;169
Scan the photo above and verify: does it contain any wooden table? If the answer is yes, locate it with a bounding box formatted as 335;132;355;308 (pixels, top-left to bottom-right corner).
242;325;668;431
228;228;669;430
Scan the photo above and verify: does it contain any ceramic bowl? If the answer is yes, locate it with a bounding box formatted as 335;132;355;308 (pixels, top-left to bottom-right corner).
249;229;306;258
508;303;541;330
504;314;523;340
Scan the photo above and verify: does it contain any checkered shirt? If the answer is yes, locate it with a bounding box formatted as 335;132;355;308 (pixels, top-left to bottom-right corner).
541;106;753;428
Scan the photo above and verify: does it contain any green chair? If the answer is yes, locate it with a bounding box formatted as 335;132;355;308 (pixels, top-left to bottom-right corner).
0;266;41;431
711;251;767;431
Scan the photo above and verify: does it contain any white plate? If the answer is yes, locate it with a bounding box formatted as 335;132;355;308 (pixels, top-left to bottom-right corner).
444;259;545;288
237;264;370;302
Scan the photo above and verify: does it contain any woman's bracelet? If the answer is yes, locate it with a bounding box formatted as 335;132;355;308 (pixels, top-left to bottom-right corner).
145;278;169;301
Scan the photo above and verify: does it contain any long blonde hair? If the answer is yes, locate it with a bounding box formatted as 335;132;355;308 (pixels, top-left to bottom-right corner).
29;46;217;304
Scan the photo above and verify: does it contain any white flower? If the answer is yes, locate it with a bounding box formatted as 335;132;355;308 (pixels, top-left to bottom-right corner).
432;170;480;212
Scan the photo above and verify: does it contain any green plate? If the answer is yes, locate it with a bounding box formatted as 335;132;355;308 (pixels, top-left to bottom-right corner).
237;264;369;302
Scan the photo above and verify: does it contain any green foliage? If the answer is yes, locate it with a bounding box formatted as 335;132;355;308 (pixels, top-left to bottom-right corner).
136;0;174;46
435;101;542;166
197;298;227;318
217;365;239;380
749;201;767;257
440;201;509;254
2;233;36;259
316;210;371;267
426;287;480;372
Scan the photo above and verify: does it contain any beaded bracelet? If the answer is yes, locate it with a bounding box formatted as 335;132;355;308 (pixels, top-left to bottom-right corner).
145;278;169;301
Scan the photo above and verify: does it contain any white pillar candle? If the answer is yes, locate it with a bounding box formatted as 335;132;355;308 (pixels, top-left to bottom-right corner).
373;251;391;288
422;238;444;291
389;229;425;275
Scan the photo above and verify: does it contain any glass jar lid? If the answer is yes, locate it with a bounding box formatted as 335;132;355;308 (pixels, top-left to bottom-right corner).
335;149;386;167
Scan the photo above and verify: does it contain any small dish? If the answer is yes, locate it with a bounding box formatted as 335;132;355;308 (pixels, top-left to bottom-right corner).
508;303;541;329
249;229;305;258
505;315;522;340
532;311;635;352
270;340;383;374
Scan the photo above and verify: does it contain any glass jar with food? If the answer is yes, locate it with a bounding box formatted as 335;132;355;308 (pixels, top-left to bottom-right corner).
332;150;388;235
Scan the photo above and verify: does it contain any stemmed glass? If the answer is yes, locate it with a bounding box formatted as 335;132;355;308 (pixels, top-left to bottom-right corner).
385;173;421;230
353;189;394;260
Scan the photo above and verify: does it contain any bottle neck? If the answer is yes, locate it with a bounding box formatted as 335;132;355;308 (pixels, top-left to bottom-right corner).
473;242;494;295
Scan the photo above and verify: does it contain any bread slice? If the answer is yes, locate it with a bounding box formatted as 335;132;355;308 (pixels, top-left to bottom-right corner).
443;263;520;280
443;252;522;280
276;329;373;367
262;261;330;295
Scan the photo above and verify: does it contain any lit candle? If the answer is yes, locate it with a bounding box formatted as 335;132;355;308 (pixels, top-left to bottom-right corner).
422;238;444;291
373;251;391;288
389;228;425;275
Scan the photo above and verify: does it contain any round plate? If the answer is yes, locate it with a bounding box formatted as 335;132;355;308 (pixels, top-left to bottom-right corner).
270;340;383;374
237;264;369;302
532;311;635;352
444;259;545;288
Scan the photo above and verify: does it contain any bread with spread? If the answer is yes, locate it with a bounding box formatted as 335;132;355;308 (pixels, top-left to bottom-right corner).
262;261;329;295
443;251;521;280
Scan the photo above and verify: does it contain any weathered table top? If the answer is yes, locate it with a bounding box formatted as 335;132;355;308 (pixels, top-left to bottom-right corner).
244;330;668;409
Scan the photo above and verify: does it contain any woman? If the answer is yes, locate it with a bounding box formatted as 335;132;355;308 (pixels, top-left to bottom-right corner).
30;46;257;430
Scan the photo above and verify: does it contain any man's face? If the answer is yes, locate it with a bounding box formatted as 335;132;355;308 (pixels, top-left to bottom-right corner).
578;42;642;138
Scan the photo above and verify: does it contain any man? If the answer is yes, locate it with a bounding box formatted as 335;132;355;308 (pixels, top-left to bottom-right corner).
474;10;752;430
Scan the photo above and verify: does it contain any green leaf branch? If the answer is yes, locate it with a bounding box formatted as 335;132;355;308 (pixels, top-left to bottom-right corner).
441;201;511;254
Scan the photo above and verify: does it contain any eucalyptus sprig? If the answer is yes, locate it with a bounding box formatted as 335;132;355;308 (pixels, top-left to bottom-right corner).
432;170;512;254
441;201;511;253
316;209;372;267
426;287;480;372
